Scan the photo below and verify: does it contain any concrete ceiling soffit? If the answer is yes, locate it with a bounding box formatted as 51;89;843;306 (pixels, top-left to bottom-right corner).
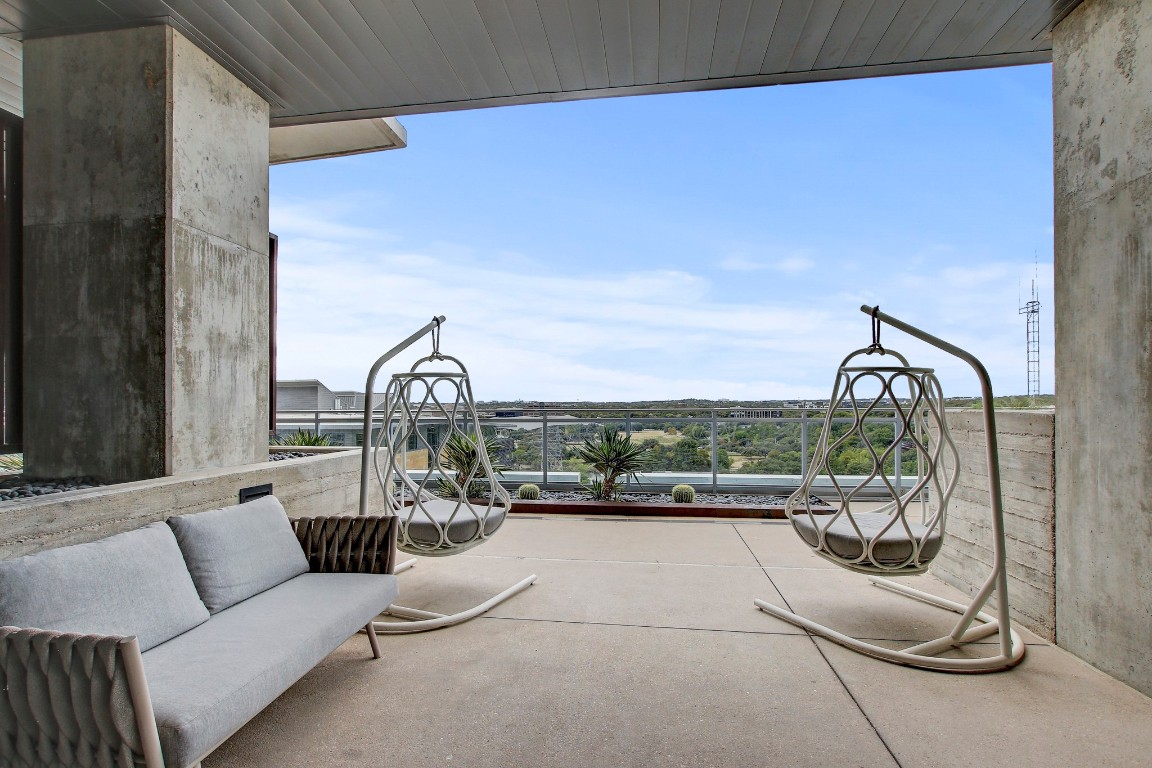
0;0;1088;126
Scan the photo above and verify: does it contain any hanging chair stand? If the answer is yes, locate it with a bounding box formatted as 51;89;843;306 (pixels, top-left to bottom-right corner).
755;305;1025;672
357;316;536;634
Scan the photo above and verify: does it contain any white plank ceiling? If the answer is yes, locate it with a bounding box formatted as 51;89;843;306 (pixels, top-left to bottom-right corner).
1;0;1081;125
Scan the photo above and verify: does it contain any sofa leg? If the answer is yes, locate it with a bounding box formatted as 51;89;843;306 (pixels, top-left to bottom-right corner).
365;622;382;659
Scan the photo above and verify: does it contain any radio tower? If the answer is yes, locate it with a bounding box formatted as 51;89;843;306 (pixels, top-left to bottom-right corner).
1019;277;1041;405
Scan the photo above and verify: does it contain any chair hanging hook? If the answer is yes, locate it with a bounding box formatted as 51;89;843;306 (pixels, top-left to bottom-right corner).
431;316;442;359
867;305;885;355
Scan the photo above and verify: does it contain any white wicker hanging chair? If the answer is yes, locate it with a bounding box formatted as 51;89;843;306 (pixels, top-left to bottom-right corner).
374;353;511;556
786;346;958;575
357;317;536;633
755;306;1026;672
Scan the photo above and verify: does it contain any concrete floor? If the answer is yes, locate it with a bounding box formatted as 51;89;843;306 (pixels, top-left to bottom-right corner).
206;515;1152;768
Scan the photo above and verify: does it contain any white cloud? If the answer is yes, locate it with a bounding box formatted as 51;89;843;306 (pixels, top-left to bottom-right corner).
778;255;815;274
719;254;764;271
273;212;1054;401
719;250;816;275
270;201;394;243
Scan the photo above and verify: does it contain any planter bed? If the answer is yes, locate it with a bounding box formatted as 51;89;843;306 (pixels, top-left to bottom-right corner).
510;498;836;519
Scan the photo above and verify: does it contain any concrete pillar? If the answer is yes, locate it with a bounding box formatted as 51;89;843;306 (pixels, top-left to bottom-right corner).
22;24;270;482
1053;0;1152;695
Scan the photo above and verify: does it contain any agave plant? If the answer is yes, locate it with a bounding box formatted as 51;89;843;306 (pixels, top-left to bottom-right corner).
271;430;332;447
577;425;651;501
436;431;504;499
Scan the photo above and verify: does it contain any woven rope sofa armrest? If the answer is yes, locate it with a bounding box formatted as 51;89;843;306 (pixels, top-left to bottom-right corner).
0;626;166;768
291;515;399;575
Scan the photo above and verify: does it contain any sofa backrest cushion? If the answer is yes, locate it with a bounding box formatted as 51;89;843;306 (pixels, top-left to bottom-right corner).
0;522;210;651
167;495;310;613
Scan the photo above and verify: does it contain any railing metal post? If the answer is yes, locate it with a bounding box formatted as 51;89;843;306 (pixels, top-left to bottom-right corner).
314;411;321;435
625;413;632;490
541;411;549;489
710;410;718;494
800;412;809;479
893;414;902;491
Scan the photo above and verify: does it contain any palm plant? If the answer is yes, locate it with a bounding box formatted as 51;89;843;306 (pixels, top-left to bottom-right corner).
437;431;504;499
0;453;22;473
577;426;651;501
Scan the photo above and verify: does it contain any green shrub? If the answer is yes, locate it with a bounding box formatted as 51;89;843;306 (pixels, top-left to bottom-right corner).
671;484;696;503
272;430;332;446
517;483;541;500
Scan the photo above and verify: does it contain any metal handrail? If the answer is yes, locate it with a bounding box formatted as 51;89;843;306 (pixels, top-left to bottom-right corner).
277;403;916;497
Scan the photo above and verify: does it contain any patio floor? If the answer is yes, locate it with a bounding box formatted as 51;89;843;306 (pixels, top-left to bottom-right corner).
206;514;1152;768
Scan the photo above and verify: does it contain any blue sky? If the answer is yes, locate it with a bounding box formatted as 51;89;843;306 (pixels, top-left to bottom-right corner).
270;63;1054;402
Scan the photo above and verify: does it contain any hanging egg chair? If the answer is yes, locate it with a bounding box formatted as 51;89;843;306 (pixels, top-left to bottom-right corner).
357;317;536;633
786;346;958;575
755;306;1025;672
374;354;511;556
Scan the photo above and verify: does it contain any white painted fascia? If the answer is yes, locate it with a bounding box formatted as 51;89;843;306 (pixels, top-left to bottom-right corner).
269;117;407;164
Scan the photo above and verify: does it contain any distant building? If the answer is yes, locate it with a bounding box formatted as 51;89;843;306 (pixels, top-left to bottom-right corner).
731;409;784;419
275;380;384;411
276;380;337;411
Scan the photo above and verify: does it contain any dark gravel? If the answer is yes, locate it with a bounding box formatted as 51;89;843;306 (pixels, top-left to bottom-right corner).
0;476;103;502
269;451;313;461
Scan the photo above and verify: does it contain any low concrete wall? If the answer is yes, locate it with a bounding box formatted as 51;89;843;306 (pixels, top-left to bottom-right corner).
932;409;1056;641
0;450;378;559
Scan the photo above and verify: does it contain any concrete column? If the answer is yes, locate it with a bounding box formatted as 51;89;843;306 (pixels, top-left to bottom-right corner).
1053;0;1152;695
22;24;270;482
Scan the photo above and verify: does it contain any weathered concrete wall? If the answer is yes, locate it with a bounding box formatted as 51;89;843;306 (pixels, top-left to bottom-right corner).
932;410;1056;642
1053;0;1152;696
169;30;270;473
23;27;171;480
22;25;269;482
0;451;379;560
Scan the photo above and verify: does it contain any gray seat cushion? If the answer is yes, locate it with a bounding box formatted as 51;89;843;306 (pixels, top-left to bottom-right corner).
0;522;209;651
793;512;942;567
401;496;505;550
142;571;398;768
168;496;309;613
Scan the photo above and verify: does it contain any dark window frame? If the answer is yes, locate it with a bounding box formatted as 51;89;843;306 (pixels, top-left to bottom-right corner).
0;110;22;452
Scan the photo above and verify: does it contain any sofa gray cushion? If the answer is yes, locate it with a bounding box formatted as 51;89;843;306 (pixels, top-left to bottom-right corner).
0;522;209;651
142;571;398;768
168;495;309;613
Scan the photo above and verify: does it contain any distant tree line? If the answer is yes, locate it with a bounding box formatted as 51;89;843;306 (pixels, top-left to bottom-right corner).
492;418;924;479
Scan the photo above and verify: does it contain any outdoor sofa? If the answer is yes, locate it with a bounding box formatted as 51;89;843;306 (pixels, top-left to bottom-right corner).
0;495;399;768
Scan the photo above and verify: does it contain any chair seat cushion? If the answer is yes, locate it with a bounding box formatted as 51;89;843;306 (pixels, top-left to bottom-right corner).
793;512;942;567
0;522;209;651
142;571;398;768
400;497;505;551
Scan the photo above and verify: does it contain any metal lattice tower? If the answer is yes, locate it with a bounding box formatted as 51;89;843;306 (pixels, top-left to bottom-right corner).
1019;281;1041;404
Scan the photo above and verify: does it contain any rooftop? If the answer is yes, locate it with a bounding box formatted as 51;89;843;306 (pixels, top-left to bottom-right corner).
206;513;1152;768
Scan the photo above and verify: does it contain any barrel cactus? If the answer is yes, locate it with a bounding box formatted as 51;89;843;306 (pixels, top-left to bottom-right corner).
517;483;541;500
671;484;696;503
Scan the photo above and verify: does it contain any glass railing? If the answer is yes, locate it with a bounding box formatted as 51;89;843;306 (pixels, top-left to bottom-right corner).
274;405;920;497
